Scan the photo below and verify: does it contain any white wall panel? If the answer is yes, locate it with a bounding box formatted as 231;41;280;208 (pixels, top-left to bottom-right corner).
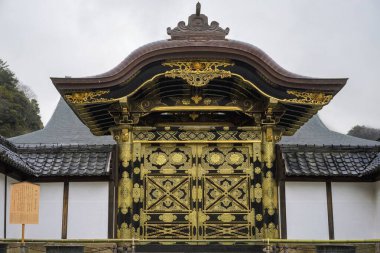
0;174;5;238
6;177;20;238
285;182;329;239
67;182;108;239
6;180;64;239
27;183;63;239
332;182;375;239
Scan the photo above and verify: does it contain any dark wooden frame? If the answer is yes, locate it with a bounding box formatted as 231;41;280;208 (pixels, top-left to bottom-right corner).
3;174;7;238
326;181;335;239
108;145;118;238
61;180;69;239
275;146;287;239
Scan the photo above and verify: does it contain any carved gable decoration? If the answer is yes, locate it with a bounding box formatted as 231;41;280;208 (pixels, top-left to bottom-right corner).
167;3;229;40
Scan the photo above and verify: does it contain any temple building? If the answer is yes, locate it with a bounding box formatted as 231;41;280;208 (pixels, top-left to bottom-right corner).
0;3;379;246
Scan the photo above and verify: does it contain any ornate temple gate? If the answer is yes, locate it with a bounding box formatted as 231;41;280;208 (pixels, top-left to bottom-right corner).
52;3;347;243
114;127;279;241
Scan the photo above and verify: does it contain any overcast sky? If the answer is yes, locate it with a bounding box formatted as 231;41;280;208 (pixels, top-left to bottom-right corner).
0;0;379;134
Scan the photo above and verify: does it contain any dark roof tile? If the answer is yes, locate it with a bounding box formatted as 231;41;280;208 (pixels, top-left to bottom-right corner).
282;145;380;177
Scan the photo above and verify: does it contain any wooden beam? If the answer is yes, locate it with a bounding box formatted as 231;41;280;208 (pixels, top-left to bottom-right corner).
108;147;117;239
326;181;335;240
113;145;119;238
4;174;7;238
31;175;110;183
108;180;115;239
276;145;287;239
61;180;69;239
279;180;287;239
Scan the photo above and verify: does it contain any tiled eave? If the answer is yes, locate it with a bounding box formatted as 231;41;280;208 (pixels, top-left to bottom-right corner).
0;136;113;178
280;145;380;178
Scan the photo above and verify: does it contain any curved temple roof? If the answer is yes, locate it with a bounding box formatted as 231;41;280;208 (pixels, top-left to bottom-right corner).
48;3;348;137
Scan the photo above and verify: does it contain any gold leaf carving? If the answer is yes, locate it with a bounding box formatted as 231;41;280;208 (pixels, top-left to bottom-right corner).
132;183;142;203
217;213;236;222
65;90;112;104
159;213;178;223
163;60;234;87
139;209;151;227
254;167;261;174
118;171;132;215
244;210;255;225
112;128;131;167
117;222;132;239
263;171;278;216
198;210;210;225
133;214;140;222
185;209;197;226
254;183;263;203
191;95;202;104
285;90;333;105
264;222;279;239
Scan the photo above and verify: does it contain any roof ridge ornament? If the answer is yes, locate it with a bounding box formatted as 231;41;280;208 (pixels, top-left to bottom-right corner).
167;2;230;40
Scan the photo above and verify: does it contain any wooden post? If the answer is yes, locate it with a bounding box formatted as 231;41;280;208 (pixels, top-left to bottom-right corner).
21;224;25;244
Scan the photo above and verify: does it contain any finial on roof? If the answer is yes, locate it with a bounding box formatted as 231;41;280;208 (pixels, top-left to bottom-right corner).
196;2;201;16
167;2;229;40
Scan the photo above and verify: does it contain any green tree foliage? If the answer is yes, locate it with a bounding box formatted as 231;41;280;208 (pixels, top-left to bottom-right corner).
0;59;43;138
348;125;380;141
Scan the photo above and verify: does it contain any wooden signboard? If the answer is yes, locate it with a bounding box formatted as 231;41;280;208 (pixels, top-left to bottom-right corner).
10;182;40;224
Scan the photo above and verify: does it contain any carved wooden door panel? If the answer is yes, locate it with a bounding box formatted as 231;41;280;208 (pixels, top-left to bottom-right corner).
140;143;254;240
198;144;254;239
141;144;196;239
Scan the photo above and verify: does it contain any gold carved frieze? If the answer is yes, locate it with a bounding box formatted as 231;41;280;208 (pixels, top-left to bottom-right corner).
284;90;333;105
64;90;116;104
163;60;234;87
132;130;261;142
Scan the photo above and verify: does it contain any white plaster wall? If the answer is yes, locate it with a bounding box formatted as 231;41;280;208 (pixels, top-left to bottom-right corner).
374;181;380;237
6;180;64;239
332;182;375;239
67;182;109;239
285;182;329;239
27;183;64;239
0;174;5;238
6;177;20;238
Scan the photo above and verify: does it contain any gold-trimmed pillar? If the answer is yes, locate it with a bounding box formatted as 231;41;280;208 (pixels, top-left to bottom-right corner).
111;126;134;239
261;120;280;239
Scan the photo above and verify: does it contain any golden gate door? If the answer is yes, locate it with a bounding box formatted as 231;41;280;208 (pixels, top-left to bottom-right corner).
198;144;254;239
139;143;255;240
